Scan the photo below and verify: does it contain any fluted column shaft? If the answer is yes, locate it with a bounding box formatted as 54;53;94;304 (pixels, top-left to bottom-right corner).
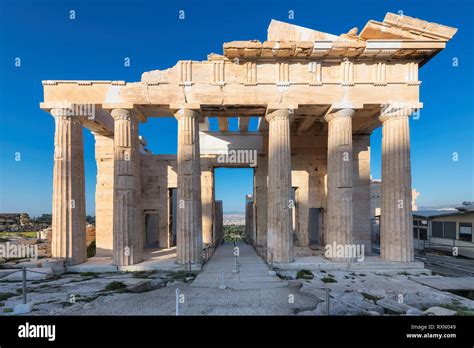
380;110;414;262
51;108;86;265
93;133;114;256
266;109;293;263
176;108;202;264
112;109;143;266
201;169;214;245
325;109;355;261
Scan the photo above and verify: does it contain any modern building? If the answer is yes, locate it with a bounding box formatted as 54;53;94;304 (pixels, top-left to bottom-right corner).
413;203;474;258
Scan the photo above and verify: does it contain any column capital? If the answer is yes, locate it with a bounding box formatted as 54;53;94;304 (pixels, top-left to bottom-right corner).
265;108;291;123
378;103;421;123
50;108;69;118
50;109;85;128
173;107;201;120
49;103;98;120
111;108;138;121
50;107;80;119
324;108;355;123
170;103;201;118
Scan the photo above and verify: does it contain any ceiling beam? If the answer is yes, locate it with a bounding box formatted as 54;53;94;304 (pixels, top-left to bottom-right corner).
81;107;114;136
217;117;228;132
238;116;250;132
297;106;333;134
297;116;318;134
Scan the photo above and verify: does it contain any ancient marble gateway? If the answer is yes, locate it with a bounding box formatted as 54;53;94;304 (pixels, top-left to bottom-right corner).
40;13;456;267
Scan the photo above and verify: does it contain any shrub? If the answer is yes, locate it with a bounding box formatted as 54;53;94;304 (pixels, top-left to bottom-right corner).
223;225;245;242
321;275;337;283
0;293;16;301
103;281;126;292
296;269;314;280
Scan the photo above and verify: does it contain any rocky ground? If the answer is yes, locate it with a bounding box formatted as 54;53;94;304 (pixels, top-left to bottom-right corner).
0;267;473;316
286;270;474;316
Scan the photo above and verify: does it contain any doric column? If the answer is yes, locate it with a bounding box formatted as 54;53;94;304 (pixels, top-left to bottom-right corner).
266;109;293;263
93;133;114;256
254;154;268;247
111;109;143;266
379;106;414;262
324;108;355;261
201;168;214;245
51;108;86;265
352;134;372;251
175;108;203;264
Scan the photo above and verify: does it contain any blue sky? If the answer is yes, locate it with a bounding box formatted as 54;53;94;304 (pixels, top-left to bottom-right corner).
0;0;472;216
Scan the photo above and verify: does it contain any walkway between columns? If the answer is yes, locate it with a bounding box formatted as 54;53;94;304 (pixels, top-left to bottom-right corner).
191;242;287;289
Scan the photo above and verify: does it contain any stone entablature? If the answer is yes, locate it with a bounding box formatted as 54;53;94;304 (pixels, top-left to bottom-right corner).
40;12;455;122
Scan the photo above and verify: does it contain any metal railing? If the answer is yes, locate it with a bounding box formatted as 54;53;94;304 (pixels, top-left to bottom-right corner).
0;266;62;307
252;244;274;270
200;236;223;266
251;244;336;315
174;241;230;316
0;255;205;312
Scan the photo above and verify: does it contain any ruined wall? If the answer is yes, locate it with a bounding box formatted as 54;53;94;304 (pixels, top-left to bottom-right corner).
141;155;177;249
254;134;328;248
290;134;328;247
291;155;328;247
0;213;49;232
245;198;255;243
140;155;215;248
289;133;371;248
139;131;370;251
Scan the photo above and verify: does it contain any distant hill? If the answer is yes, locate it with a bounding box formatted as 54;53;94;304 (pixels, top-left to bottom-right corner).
223;213;245;226
418;205;458;211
